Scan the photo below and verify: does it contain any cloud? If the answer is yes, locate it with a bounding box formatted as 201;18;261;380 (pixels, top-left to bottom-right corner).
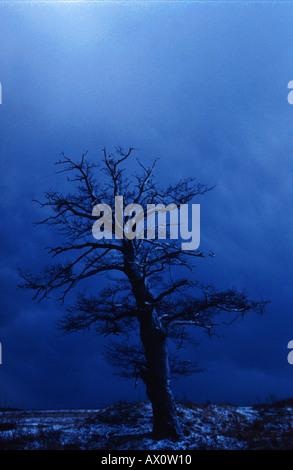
0;2;293;408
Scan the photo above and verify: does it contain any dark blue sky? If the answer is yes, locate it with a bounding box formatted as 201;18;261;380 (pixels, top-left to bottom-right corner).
1;1;293;409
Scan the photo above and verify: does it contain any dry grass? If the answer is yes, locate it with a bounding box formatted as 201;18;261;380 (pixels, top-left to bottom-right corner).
0;399;293;450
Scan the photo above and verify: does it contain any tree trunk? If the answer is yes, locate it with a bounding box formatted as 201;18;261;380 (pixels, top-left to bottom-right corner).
138;308;182;439
124;250;181;439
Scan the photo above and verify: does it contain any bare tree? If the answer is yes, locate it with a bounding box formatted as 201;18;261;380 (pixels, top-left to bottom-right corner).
20;147;267;439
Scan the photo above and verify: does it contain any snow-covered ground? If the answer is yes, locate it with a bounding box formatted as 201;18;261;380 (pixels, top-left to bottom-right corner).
1;399;293;450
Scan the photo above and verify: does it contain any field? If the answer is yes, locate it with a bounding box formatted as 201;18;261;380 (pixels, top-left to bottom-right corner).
1;399;293;450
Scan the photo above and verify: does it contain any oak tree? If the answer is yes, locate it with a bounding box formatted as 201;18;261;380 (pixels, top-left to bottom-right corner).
20;148;266;439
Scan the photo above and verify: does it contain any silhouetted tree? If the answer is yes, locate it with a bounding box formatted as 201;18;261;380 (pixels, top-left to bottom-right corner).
20;148;266;439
